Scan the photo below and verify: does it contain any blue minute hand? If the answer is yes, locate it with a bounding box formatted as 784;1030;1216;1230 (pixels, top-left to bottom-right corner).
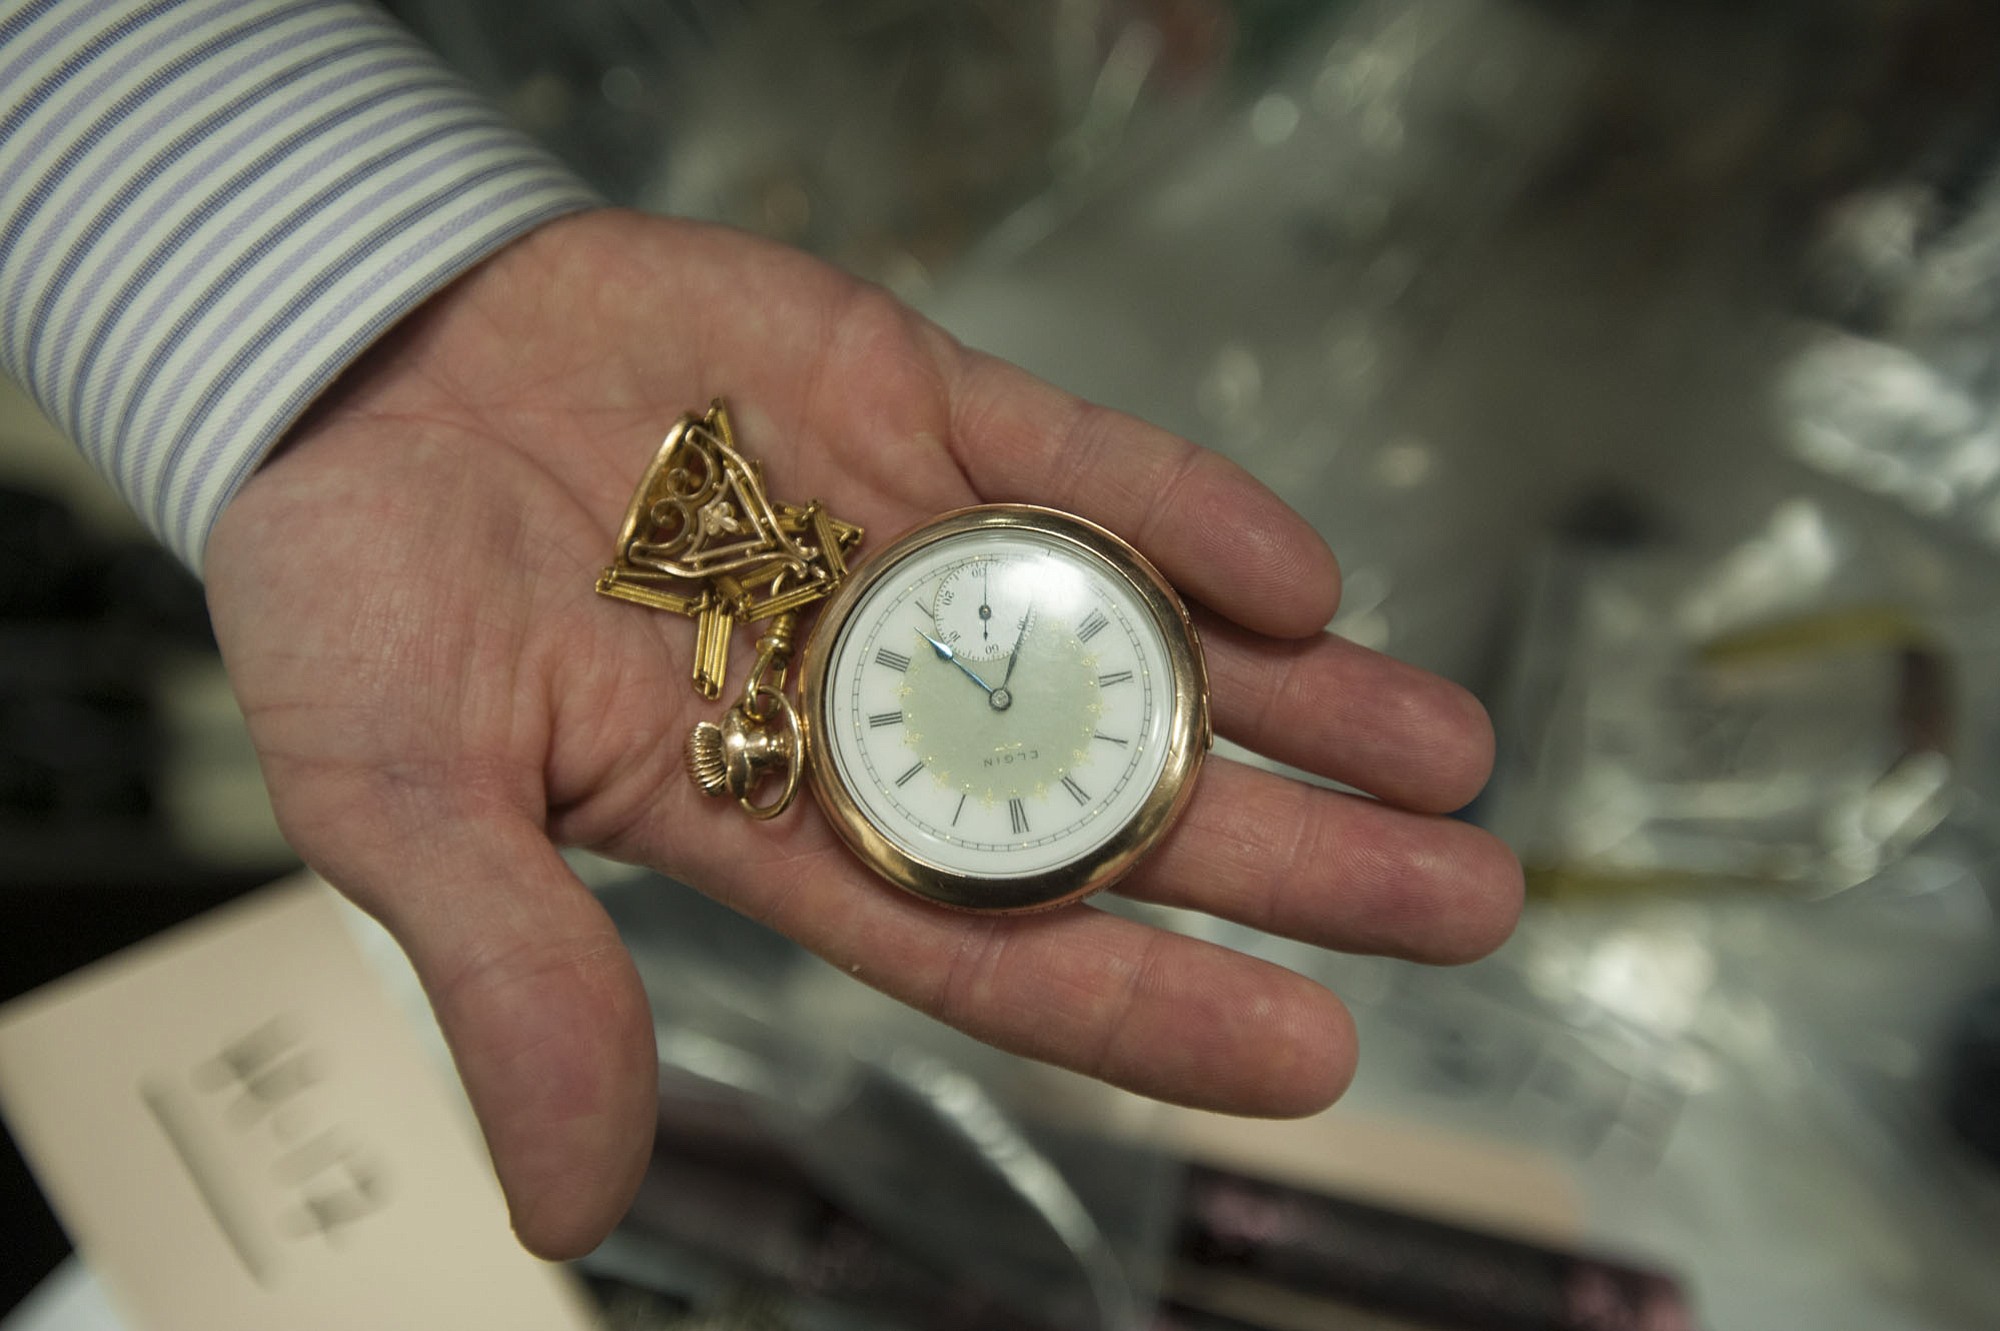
917;630;997;695
1001;602;1034;690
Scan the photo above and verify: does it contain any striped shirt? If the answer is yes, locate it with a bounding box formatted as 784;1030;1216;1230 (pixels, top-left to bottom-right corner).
0;0;602;568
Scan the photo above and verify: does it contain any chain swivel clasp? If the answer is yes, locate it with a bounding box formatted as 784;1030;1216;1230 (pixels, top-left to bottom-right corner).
686;613;804;819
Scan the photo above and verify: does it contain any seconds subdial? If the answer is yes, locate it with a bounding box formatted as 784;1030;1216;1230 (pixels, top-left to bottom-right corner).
932;557;1033;662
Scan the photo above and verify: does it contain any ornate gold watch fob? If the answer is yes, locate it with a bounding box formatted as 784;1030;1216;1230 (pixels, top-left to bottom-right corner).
598;401;1210;912
596;401;859;819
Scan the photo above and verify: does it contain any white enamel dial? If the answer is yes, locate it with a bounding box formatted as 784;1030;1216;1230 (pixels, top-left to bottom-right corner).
814;521;1183;890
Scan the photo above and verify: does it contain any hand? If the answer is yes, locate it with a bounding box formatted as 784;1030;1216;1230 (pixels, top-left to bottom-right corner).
918;627;1000;698
980;562;992;647
1000;600;1033;690
203;209;1522;1259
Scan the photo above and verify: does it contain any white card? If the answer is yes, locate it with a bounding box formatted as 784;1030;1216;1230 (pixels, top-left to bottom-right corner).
0;878;599;1331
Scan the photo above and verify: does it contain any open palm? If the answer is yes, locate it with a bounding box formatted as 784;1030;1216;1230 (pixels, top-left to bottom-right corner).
203;209;1521;1258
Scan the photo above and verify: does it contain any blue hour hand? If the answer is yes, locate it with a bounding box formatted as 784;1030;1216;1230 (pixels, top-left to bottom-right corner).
917;630;1009;709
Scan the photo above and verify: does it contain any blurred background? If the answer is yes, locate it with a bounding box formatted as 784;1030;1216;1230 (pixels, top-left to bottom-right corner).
7;0;2000;1327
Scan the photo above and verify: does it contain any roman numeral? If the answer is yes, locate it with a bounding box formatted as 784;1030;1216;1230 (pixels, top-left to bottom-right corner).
876;647;912;673
868;711;903;729
1094;732;1128;746
1008;798;1029;835
1077;609;1108;642
1060;774;1089;805
895;760;925;787
1098;670;1133;687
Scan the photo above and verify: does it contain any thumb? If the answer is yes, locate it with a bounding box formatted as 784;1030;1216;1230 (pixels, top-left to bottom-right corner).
312;803;656;1259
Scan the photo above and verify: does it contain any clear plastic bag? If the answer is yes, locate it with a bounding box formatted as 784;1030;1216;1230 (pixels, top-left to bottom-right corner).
586;871;1178;1331
1487;495;2000;904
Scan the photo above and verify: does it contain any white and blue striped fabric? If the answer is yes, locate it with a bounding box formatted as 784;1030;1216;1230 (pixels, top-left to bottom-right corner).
0;0;602;567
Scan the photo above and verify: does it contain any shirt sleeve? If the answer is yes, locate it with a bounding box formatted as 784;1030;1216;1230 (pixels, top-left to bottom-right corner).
0;0;604;569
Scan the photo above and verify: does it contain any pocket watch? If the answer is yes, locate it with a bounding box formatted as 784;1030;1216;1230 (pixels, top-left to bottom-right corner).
800;505;1211;913
596;403;1210;914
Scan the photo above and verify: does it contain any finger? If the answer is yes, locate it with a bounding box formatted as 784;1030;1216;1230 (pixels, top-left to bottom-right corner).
291;793;656;1259
1122;759;1523;965
669;822;1358;1118
1198;611;1496;813
942;348;1340;639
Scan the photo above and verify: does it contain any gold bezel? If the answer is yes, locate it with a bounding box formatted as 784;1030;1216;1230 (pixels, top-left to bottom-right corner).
800;505;1210;913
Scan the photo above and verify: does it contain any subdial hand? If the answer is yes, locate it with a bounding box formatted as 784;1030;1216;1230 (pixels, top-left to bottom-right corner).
918;629;1012;710
979;564;992;645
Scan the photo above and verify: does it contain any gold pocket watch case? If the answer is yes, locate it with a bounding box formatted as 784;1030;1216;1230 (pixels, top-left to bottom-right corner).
800;505;1211;913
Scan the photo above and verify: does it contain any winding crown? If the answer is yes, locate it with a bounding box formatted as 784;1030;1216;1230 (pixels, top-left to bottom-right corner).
686;721;731;797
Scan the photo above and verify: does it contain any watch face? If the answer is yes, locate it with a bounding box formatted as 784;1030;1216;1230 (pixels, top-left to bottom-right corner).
805;507;1206;912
